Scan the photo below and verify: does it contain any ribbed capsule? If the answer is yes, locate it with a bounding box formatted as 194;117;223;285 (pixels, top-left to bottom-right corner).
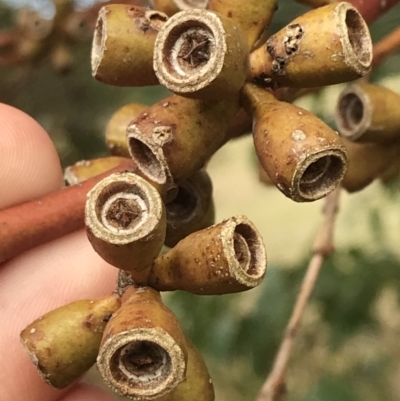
341;137;398;192
335;83;400;144
91;5;168;86
85;172;166;283
153;9;249;100
242;83;348;202
127;94;239;191
98;286;188;400
20;295;120;389
249;2;372;88
149;215;267;295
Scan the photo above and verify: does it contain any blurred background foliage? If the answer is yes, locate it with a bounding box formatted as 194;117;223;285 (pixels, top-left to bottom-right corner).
1;1;400;400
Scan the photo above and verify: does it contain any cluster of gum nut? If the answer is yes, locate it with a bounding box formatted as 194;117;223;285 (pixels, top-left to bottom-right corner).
20;1;400;400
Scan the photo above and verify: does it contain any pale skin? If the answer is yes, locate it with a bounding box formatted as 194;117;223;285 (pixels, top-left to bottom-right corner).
0;103;119;401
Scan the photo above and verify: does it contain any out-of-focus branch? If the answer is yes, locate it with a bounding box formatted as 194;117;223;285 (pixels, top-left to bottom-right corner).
372;27;400;69
256;188;341;401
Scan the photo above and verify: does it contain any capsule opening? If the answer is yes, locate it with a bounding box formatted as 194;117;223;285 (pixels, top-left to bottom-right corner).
128;137;167;184
96;181;149;232
166;22;215;76
338;92;365;133
345;9;372;65
233;223;264;277
111;341;172;389
299;155;345;199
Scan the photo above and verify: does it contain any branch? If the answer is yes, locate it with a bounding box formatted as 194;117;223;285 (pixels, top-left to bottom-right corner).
256;187;341;401
372;27;400;69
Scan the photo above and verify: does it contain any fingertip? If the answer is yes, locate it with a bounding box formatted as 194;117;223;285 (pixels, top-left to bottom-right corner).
0;103;63;209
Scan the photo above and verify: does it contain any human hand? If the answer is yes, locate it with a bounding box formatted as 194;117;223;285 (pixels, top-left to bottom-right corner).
0;103;119;401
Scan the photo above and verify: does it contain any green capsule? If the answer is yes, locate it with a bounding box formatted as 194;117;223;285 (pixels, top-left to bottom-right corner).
20;295;121;389
157;338;215;401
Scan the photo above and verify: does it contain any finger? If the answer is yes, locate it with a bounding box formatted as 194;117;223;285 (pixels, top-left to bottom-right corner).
58;383;118;401
0;230;118;401
0;103;63;209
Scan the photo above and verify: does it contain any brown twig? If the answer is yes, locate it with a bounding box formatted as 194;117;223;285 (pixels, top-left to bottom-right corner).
256;187;341;401
372;27;400;69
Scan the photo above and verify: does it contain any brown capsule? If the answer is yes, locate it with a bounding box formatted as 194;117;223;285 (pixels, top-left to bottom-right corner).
127;94;239;190
153;9;249;100
64;157;128;185
165;170;215;248
208;0;278;50
341;137;398;192
105;103;148;157
91;5;168;87
149;215;267;295
335;83;400;144
20;295;120;389
259;164;274;187
249;2;372;88
242;83;348;202
85;172;166;283
98;286;187;400
156;338;214;401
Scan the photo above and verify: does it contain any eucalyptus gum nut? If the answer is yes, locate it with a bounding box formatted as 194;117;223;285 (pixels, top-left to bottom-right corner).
156;339;214;401
91;5;168;87
98;287;188;400
148;215;267;295
64;157;128;185
341;137;398;192
259;165;274;187
85;172;166;283
20;295;120;389
153;9;249;100
165;170;215;248
242;84;348;202
335;83;400;144
249;2;372;88
105;103;148;157
127;94;240;189
208;0;278;50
